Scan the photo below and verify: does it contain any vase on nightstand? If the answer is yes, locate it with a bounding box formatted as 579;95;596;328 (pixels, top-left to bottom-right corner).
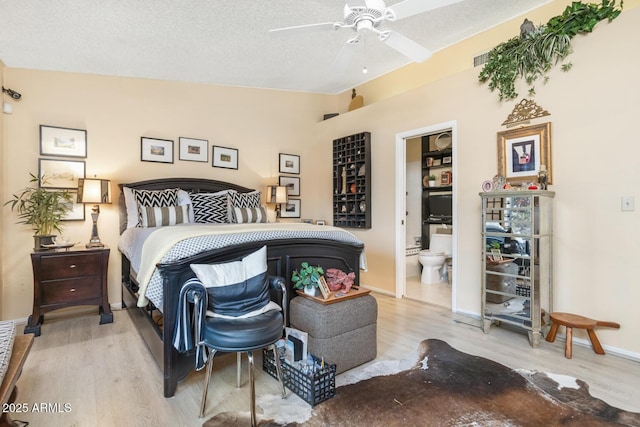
304;286;317;297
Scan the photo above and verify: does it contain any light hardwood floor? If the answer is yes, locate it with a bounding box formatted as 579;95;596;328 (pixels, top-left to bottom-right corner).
11;294;640;426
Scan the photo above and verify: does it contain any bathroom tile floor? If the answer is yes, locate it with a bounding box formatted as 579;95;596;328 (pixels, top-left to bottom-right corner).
405;275;451;309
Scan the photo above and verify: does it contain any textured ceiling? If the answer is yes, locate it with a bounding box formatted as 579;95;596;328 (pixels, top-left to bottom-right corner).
0;0;550;94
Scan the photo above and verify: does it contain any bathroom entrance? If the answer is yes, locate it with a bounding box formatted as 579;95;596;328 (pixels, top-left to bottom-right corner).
395;122;457;309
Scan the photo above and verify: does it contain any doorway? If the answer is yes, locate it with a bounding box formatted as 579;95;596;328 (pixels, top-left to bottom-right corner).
394;121;457;310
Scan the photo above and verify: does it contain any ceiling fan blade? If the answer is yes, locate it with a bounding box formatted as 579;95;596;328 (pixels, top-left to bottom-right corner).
269;22;339;36
364;0;386;9
388;0;463;20
382;30;432;62
332;38;360;73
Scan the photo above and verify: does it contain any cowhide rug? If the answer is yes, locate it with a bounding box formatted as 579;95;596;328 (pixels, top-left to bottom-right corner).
204;339;640;426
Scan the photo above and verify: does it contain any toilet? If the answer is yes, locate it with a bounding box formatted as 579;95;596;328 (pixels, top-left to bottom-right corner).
419;234;452;284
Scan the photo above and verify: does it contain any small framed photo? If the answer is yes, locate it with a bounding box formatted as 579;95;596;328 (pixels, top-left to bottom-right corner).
301;218;313;224
280;199;301;218
490;248;503;262
315;220;326;225
279;153;300;174
40;125;87;158
318;276;331;300
426;157;434;167
61;190;85;221
38;159;85;189
433;158;442;166
279;176;300;196
441;171;452;186
443;156;452;164
141;137;174;163
179;137;208;162
212;145;239;169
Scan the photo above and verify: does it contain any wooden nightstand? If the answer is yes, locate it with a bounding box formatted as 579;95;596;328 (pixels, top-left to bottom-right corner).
25;246;112;336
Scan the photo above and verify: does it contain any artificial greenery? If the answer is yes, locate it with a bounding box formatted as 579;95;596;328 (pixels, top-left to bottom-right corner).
4;173;73;235
479;0;623;101
291;262;324;289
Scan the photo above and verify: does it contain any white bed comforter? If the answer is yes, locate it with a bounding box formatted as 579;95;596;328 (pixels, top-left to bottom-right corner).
118;223;366;310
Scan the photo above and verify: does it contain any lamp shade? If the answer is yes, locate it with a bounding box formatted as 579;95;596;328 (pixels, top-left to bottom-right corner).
266;185;288;204
78;178;112;204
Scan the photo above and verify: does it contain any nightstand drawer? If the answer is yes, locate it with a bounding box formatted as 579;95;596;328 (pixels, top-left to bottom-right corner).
40;253;103;280
41;277;102;305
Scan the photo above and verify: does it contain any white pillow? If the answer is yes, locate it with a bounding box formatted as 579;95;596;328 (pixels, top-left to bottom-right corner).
123;186;138;229
177;189;195;223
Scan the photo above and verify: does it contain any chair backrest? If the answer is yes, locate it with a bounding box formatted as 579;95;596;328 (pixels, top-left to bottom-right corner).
190;246;270;317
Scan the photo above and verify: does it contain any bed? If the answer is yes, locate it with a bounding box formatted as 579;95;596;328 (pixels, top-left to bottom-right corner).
118;178;365;397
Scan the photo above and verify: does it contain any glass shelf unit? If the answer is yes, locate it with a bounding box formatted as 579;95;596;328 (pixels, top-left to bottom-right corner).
480;190;554;347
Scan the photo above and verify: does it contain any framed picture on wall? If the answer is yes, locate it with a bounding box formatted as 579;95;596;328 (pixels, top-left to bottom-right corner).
38;158;85;189
179;137;208;162
280;199;300;218
212;145;239;169
279;153;300;174
497;122;552;184
40;125;87;158
141;137;174;163
61;190;85;221
279;176;300;196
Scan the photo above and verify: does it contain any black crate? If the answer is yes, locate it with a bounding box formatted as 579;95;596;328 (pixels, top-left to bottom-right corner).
262;349;336;406
516;284;531;298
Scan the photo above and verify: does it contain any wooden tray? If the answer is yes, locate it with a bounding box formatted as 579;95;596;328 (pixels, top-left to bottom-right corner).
295;287;371;305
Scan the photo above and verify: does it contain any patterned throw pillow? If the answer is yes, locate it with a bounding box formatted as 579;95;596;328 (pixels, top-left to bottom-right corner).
139;205;190;228
233;206;268;223
190;246;276;318
190;192;230;223
0;320;16;388
228;191;261;223
132;188;179;226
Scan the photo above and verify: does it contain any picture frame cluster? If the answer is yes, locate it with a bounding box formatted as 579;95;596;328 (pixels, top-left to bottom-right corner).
141;136;239;170
38;125;87;221
278;153;301;218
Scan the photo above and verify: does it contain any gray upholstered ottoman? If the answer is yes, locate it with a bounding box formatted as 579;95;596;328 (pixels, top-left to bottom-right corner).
289;294;377;374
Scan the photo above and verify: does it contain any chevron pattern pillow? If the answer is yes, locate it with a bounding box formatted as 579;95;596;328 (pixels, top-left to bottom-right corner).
190;192;230;223
228;191;261;223
132;188;178;226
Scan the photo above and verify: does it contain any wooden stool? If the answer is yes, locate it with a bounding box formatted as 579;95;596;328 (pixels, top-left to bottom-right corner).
546;312;620;359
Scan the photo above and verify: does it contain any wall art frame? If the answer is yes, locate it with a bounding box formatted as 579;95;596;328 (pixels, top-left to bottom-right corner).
38;158;85;189
40;125;87;158
497;122;552;184
61;190;85;221
279;176;300;196
141;137;174;163
279;153;300;174
280;199;301;218
179;137;208;162
212;145;238;169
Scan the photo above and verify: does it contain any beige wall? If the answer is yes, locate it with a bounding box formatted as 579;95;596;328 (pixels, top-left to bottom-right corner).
1;70;338;320
2;1;639;356
320;4;639;356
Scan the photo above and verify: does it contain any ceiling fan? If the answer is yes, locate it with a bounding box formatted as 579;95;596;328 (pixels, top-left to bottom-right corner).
270;0;463;70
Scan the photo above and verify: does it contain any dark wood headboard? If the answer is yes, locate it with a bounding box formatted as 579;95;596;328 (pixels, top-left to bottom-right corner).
118;177;255;234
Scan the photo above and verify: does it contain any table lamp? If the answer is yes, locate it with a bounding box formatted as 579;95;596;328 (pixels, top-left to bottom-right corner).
77;178;111;248
266;185;288;220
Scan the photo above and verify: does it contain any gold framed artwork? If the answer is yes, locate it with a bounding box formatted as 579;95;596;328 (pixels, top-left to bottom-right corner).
497;122;551;184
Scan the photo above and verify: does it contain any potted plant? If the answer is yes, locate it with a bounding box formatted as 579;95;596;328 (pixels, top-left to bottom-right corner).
428;175;437;187
4;173;74;250
291;262;324;296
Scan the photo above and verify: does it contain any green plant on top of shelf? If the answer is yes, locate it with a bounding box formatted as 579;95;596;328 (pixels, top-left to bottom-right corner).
479;0;623;101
